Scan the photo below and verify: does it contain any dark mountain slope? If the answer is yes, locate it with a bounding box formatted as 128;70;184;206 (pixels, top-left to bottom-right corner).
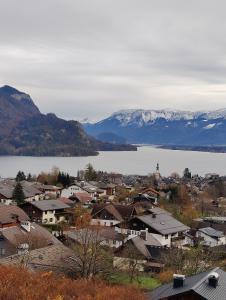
0;86;136;156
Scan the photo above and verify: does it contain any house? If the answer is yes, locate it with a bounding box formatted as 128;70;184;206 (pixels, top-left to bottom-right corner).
75;181;106;200
0;243;74;275
0;222;61;257
33;183;62;198
193;217;226;236
133;193;157;205
69;192;92;205
128;207;189;247
0;205;30;228
196;227;226;247
0;180;44;205
91;203;136;227
20;200;71;224
0;205;61;257
96;183;116;196
140;187;160;202
114;233;166;273
0;244;75;276
65;226;126;249
61;185;83;198
149;267;226;300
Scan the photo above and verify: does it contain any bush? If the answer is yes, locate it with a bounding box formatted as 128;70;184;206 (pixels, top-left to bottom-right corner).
0;266;146;300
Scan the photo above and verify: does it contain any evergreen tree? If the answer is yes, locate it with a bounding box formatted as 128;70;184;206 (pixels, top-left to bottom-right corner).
12;182;25;205
16;171;26;182
183;168;191;179
84;164;97;181
27;173;32;181
57;171;71;187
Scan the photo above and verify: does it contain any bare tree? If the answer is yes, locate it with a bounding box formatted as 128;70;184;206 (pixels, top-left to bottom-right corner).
67;226;113;279
66;212;113;279
161;245;212;276
123;243;144;283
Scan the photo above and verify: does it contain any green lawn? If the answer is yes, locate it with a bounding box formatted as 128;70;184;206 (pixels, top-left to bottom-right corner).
109;273;160;290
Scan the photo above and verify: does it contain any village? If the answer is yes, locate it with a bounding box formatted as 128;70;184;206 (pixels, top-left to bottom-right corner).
0;164;226;299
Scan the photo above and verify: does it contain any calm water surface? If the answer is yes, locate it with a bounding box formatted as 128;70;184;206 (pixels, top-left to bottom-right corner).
1;146;226;177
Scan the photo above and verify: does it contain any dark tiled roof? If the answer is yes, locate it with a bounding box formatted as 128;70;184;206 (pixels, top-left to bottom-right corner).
199;227;224;238
72;192;92;203
195;221;226;235
0;244;74;274
31;200;70;211
1;222;61;247
66;227;124;243
149;267;226;300
92;203;135;222
0;205;29;224
0;181;43;199
135;208;189;235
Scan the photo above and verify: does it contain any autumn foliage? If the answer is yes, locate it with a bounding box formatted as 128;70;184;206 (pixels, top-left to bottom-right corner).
157;270;174;284
0;266;146;300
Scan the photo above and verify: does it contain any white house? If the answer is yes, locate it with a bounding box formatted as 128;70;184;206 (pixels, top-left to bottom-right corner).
197;227;226;247
61;185;83;198
21;200;71;225
128;207;189;248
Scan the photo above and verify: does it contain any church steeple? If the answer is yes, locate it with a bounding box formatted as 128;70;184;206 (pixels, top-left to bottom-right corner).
156;163;159;172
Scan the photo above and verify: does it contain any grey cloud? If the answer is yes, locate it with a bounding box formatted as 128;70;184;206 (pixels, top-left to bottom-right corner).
1;0;226;121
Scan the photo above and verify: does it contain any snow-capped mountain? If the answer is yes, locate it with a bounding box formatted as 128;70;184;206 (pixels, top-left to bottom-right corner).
84;108;226;146
109;109;226;127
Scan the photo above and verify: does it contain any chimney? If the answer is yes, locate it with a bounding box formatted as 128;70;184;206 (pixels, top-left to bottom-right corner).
173;274;185;288
208;272;219;288
140;230;147;241
20;220;31;232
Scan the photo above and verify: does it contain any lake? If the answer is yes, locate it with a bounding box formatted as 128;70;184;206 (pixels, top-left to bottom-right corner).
1;146;226;178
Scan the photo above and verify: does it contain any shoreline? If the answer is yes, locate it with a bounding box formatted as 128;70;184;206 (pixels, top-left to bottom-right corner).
156;145;226;154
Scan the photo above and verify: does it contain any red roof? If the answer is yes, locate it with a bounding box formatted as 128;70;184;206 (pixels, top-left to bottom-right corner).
73;192;92;204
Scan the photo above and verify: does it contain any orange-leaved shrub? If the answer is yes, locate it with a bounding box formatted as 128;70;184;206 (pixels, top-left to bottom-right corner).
157;269;174;284
0;266;146;300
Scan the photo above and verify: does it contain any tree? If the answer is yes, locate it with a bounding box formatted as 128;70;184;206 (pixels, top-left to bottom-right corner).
16;171;26;182
183;168;191;179
67;212;113;279
57;171;71;188
26;173;34;182
12;182;25;205
122;243;144;283
84;163;98;181
161;245;212;277
37;166;60;185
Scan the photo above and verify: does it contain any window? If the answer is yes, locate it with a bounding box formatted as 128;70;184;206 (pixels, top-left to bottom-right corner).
110;222;113;226
0;248;5;256
165;235;168;239
49;218;53;222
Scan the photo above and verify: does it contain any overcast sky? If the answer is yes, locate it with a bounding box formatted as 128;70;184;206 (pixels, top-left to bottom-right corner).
1;0;226;121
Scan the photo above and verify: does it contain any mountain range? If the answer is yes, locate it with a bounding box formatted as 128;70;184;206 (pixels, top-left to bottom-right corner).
0;86;136;156
84;109;226;148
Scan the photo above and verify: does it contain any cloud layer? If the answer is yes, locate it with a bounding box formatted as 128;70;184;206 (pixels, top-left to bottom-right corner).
1;0;226;120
